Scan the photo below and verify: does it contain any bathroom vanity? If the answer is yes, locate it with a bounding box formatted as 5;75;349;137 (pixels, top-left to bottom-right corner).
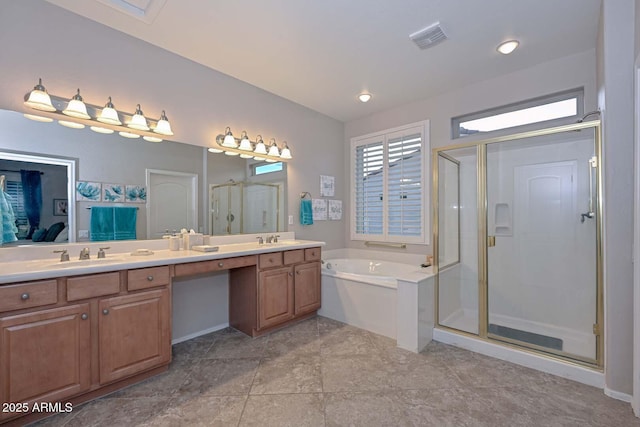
0;238;322;425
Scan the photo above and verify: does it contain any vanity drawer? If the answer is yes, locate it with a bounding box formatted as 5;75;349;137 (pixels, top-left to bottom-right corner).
0;280;58;312
128;266;170;291
259;252;283;269
283;249;304;265
305;247;321;261
174;255;257;277
67;272;120;302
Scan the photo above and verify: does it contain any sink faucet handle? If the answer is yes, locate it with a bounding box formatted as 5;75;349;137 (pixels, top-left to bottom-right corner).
53;249;69;262
274;235;280;243
256;236;264;245
98;247;110;259
79;247;90;260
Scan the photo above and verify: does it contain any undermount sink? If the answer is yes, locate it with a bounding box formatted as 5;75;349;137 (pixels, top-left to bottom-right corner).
42;256;128;269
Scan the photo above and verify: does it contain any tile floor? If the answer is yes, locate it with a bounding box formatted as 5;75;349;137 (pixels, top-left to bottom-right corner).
34;316;639;426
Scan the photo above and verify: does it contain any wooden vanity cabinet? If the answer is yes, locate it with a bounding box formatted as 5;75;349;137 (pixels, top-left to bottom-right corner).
0;304;91;420
0;267;171;424
231;247;321;336
99;288;171;384
257;266;294;329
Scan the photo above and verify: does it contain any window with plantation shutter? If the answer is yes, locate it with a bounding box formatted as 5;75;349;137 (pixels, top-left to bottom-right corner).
351;121;429;244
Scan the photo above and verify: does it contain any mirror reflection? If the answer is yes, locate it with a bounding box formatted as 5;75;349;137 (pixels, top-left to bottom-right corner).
0;109;287;247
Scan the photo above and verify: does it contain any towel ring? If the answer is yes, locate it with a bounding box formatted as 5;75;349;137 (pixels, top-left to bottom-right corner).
300;192;312;200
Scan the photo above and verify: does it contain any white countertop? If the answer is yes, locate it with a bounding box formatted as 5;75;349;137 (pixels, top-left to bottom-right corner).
0;239;325;285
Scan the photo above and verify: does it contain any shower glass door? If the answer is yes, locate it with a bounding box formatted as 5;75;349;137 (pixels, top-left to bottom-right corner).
436;147;479;335
485;128;600;363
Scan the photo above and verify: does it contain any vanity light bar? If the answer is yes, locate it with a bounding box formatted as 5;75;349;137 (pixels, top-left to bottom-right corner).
211;127;292;162
22;78;174;142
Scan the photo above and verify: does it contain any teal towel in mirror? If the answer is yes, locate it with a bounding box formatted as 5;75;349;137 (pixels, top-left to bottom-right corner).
300;199;313;226
114;207;137;240
90;207;114;241
90;206;137;241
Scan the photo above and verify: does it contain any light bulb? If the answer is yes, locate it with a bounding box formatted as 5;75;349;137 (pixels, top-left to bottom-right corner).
239;131;252;151
154;110;173;136
63;89;90;119
24;78;56;112
144;135;163;142
208;147;224;153
97;96;122;125
222;127;237;148
128;104;149;130
497;40;519;55
119;131;140;139
24;114;53;123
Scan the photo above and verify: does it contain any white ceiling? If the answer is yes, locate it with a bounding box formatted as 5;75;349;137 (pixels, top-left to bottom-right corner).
45;0;601;123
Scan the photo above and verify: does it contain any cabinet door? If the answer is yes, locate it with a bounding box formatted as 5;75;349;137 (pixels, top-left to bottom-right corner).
0;304;91;414
99;288;170;384
294;262;321;316
258;266;294;330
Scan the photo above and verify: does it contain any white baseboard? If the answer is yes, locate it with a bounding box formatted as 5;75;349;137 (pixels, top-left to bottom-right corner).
604;387;633;403
171;323;229;345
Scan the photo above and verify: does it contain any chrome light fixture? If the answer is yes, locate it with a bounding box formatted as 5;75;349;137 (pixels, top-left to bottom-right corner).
22;79;174;142
267;138;280;158
24;78;56;112
210;128;292;161
280;142;292;160
97;96;122;125
128;104;150;131
63;89;90;119
222;127;238;148
154;110;174;136
253;135;268;156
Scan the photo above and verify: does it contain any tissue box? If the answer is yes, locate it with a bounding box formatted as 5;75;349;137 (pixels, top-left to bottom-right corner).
184;233;204;249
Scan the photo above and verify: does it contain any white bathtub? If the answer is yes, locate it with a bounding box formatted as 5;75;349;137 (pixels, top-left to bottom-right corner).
319;257;432;343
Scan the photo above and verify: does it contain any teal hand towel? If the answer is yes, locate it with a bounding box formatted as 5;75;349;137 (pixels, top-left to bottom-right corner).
114;207;137;240
300;199;313;225
90;207;114;241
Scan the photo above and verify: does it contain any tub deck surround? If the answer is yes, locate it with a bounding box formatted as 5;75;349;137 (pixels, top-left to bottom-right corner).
319;249;434;354
0;233;324;425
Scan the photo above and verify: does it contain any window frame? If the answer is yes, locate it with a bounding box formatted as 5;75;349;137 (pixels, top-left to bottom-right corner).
350;120;430;245
451;88;584;139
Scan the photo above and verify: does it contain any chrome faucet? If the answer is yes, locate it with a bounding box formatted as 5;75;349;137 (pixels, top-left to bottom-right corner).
273;235;280;243
266;235;274;244
53;249;69;262
97;247;110;259
256;236;264;245
79;247;90;260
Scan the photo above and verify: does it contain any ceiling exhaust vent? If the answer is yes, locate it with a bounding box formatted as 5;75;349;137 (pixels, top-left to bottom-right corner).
409;22;447;50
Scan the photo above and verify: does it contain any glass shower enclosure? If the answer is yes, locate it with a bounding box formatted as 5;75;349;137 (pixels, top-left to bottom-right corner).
209;182;281;235
433;121;603;367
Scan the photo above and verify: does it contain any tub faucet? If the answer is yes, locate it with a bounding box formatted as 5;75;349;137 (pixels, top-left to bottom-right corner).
79;247;90;260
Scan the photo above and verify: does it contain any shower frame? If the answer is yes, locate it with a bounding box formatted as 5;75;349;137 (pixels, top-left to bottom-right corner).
432;120;604;369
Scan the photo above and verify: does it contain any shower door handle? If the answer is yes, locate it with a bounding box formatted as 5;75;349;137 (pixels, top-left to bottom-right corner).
581;156;597;223
487;236;496;247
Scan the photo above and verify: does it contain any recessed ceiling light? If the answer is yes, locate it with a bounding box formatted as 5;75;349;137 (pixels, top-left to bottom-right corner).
497;40;519;55
358;93;372;103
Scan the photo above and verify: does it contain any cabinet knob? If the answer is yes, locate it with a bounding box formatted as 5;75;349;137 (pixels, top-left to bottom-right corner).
102;309;109;315
20;293;29;300
310;252;316;257
269;258;273;263
218;262;224;268
81;313;88;320
147;275;154;281
296;271;301;275
288;272;293;277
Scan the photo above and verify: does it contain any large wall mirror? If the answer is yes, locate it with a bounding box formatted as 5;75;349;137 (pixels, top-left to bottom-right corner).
0;109;286;247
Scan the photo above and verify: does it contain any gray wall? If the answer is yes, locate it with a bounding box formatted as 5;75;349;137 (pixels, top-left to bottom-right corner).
596;0;635;397
0;0;346;250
